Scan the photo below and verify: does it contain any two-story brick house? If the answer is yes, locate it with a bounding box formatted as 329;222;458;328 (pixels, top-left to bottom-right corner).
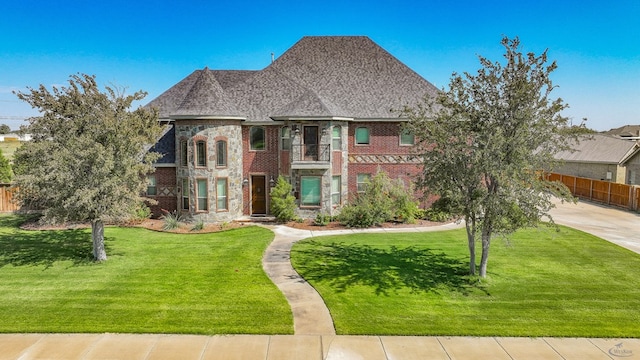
145;36;438;221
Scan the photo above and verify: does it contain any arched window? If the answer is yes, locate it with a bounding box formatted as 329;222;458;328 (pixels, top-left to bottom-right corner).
250;127;265;150
216;140;227;167
195;140;207;167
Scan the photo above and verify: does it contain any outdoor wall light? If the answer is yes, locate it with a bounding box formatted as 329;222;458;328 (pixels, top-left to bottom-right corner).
269;175;275;187
242;178;249;186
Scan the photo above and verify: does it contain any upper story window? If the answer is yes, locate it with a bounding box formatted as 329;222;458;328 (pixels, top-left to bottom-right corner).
146;175;157;196
400;129;415;146
196;140;207;167
332;126;342;150
281;127;291;150
180;140;188;167
250;126;265;150
216;140;227;168
355;127;370;145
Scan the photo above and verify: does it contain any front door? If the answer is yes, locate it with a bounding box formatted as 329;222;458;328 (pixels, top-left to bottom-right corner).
251;175;267;215
303;126;319;161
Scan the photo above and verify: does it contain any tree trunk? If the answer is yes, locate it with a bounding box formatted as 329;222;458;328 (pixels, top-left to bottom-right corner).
465;217;476;275
92;219;107;261
479;227;491;278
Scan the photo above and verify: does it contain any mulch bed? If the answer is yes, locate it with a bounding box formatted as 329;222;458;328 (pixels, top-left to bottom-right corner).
19;217;444;234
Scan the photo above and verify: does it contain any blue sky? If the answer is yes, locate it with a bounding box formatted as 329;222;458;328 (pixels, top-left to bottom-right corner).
1;0;638;131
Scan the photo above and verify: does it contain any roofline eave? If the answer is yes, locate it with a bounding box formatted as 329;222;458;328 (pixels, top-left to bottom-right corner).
269;115;355;121
169;115;247;121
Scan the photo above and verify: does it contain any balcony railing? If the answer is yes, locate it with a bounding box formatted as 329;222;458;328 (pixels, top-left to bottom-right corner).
291;144;330;162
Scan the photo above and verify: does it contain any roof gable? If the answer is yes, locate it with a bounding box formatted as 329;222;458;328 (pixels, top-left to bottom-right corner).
173;68;241;118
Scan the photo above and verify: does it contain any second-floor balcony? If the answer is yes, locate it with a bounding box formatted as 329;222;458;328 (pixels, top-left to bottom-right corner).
291;144;331;169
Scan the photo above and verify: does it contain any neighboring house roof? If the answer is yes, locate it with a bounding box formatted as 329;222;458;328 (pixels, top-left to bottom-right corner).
146;36;439;122
554;134;640;164
603;124;640;138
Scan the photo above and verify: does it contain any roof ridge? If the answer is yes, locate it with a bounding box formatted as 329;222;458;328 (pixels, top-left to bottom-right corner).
174;68;240;116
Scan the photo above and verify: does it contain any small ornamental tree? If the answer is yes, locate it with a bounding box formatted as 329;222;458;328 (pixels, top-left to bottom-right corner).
13;74;163;261
270;176;296;222
403;37;583;277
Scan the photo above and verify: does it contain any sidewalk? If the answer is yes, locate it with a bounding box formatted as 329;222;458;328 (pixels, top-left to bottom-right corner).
3;333;638;359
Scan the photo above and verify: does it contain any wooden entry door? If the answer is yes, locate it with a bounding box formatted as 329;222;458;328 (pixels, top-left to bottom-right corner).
251;175;267;215
303;126;319;160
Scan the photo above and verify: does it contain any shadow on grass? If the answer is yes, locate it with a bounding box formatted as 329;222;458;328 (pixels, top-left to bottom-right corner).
295;241;473;296
0;224;102;268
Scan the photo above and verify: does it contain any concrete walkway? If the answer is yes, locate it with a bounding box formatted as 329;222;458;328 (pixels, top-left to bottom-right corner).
261;221;465;335
3;333;638;359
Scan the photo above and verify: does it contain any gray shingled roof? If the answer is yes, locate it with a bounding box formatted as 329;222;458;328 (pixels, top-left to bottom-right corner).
554;134;639;164
146;36;439;122
603;124;640;138
148;124;175;164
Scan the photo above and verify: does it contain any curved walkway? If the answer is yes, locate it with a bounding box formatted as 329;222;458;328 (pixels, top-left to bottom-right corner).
261;221;465;335
263;199;640;336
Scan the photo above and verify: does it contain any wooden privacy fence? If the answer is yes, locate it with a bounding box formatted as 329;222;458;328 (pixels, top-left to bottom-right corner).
0;184;19;212
547;173;640;211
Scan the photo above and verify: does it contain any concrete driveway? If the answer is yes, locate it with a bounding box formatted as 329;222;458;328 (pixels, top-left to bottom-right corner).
549;198;640;255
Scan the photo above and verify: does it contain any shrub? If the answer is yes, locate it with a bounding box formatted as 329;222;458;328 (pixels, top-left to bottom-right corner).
134;204;152;220
423;195;457;222
338;170;419;228
424;208;451;222
314;212;331;226
191;219;204;231
161;210;184;231
270;176;296;222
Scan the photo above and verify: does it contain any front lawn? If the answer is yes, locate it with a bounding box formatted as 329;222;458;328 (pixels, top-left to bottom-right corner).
0;215;292;334
291;226;640;337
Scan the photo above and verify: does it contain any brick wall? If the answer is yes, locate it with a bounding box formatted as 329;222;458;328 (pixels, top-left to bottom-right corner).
147;166;177;217
242;125;280;215
346;122;422;200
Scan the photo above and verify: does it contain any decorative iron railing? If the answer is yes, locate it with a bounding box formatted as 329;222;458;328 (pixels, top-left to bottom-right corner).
291;144;330;162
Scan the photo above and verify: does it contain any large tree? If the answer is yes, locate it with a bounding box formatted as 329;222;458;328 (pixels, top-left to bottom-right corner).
403;37;581;278
13;74;163;261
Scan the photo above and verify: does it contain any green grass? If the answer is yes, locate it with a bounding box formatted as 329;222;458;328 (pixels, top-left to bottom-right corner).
291;226;640;337
0;140;22;161
0;215;292;334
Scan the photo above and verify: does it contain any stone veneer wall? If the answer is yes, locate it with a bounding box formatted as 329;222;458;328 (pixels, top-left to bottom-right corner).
175;120;243;222
287;121;349;218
